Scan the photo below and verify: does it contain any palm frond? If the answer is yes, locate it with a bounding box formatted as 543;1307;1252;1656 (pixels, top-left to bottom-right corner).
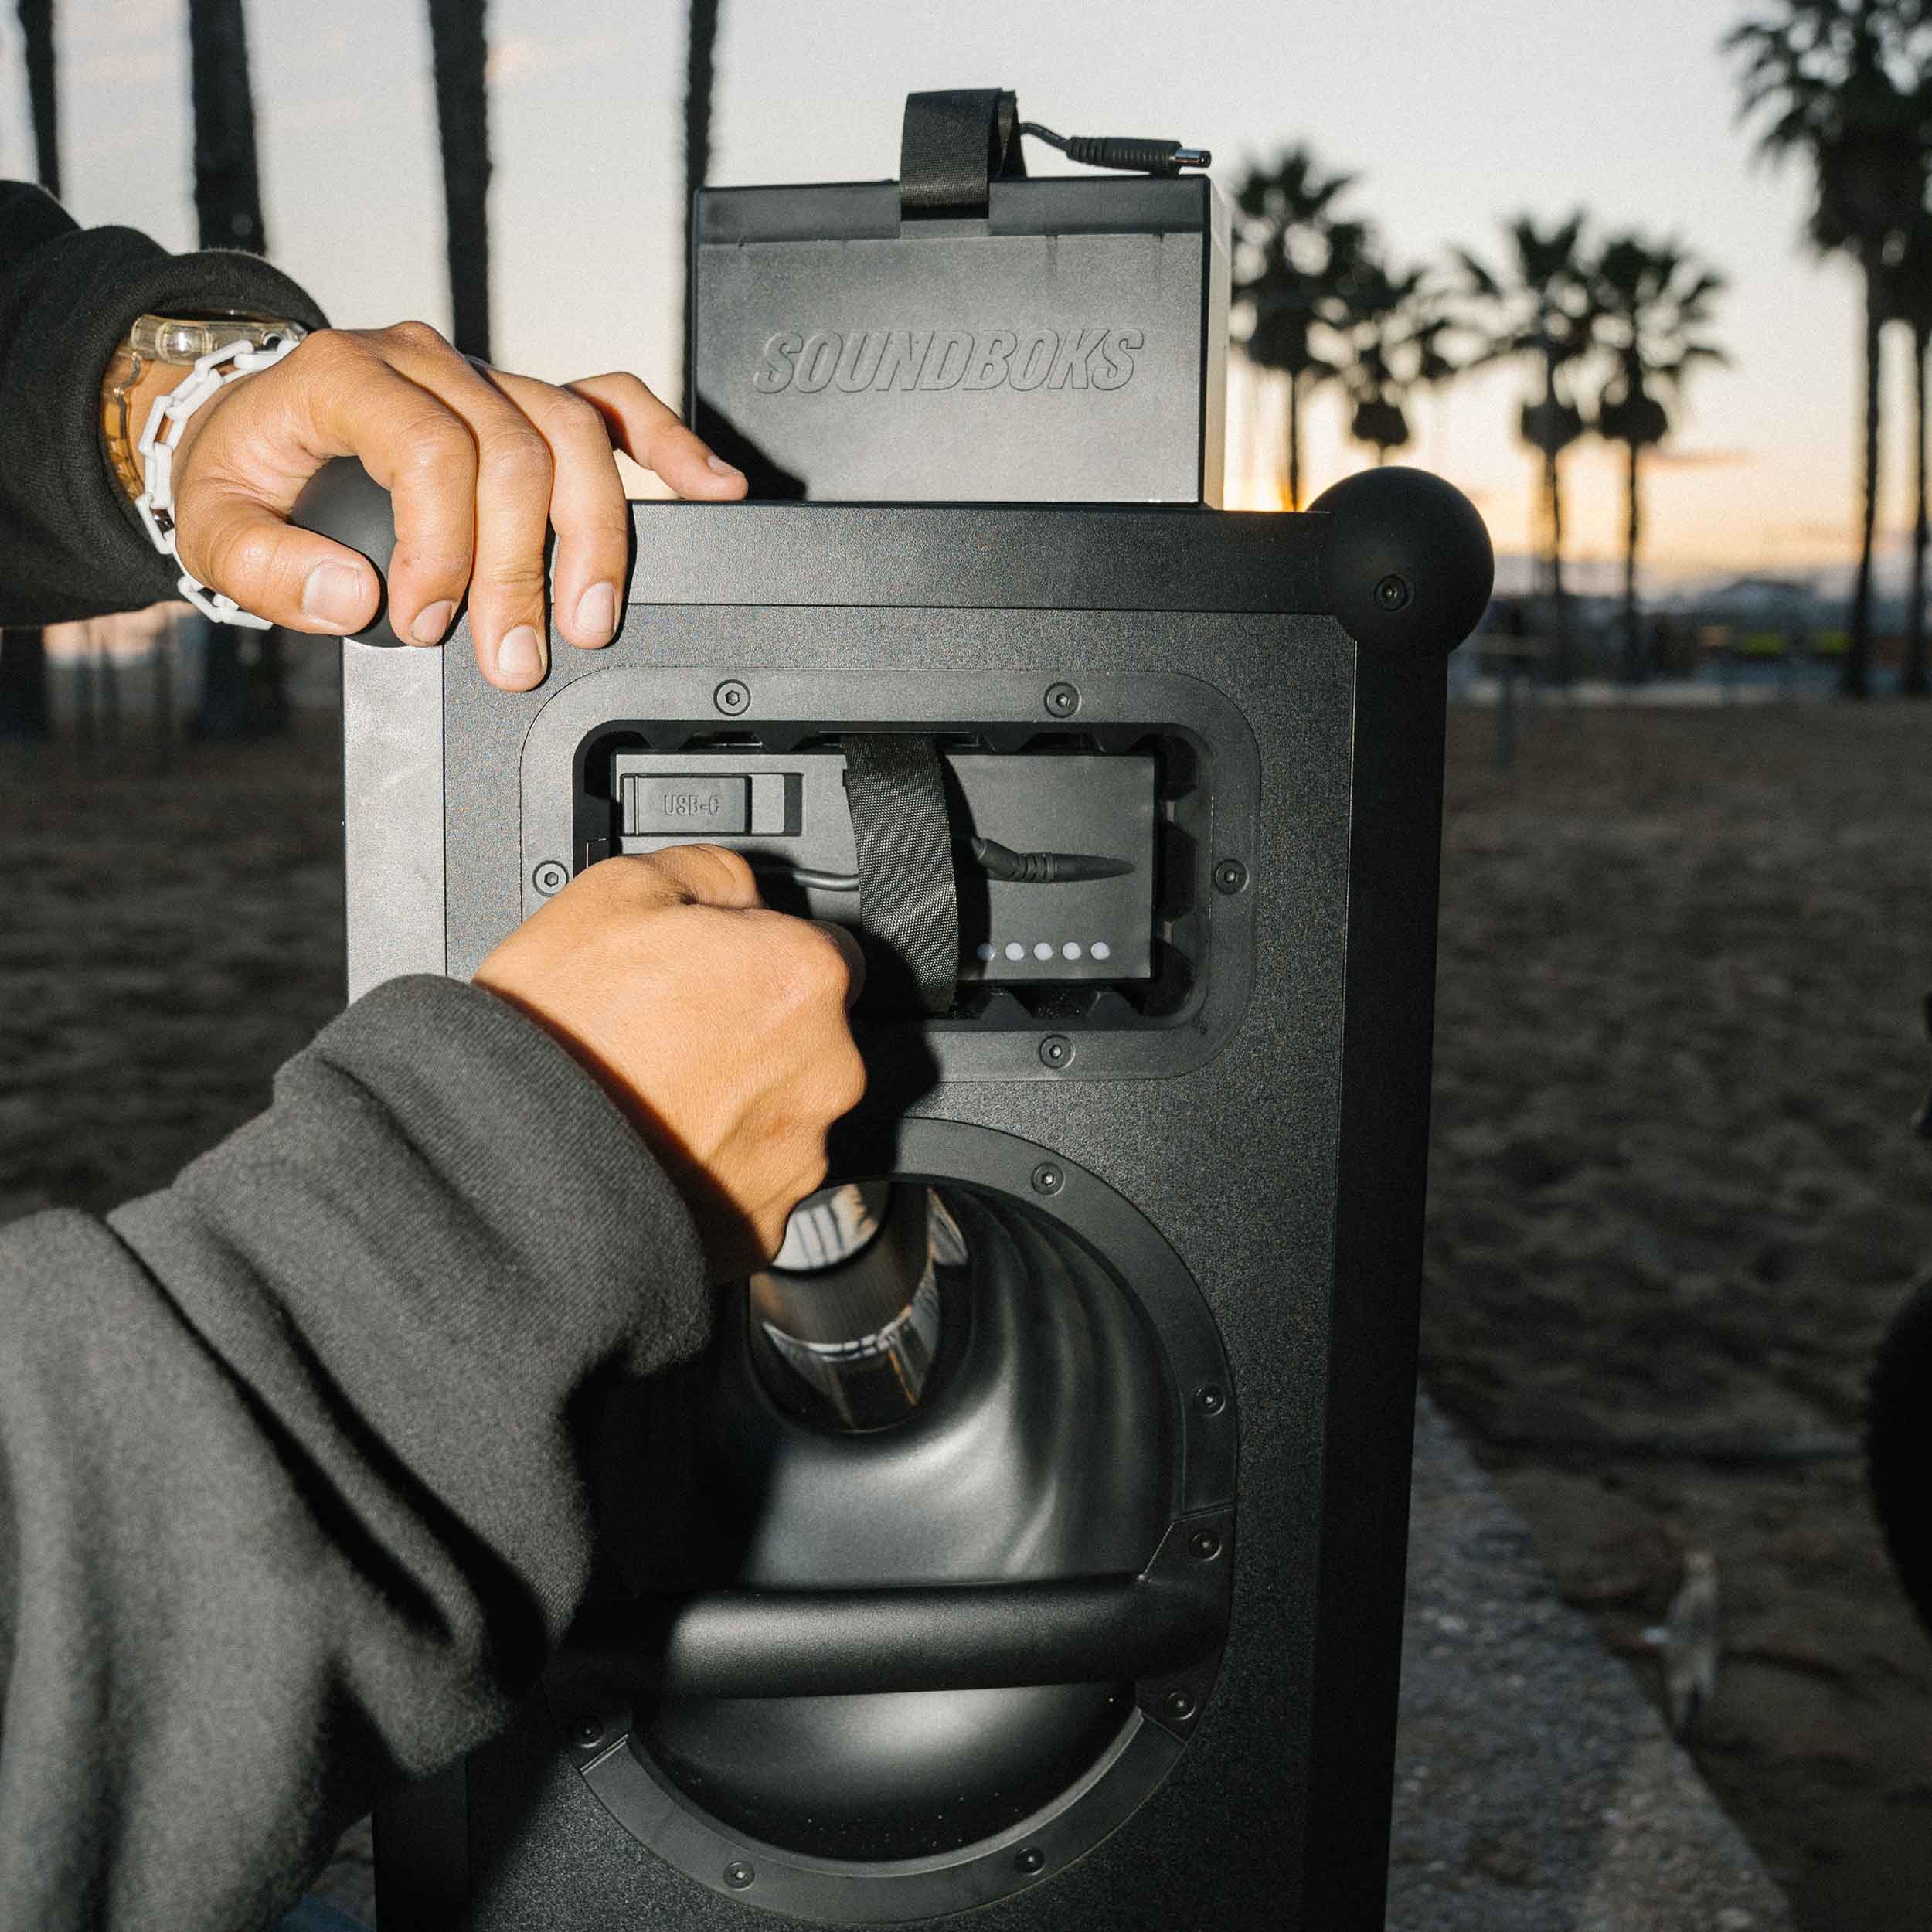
1451;247;1504;299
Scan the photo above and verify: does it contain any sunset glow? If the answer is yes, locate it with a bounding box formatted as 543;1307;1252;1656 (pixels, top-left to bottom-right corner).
1;0;1902;586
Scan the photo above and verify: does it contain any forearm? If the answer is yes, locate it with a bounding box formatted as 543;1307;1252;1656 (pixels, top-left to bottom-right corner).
0;180;326;624
0;975;710;1930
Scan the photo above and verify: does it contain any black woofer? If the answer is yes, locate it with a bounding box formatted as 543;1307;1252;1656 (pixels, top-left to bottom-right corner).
546;1121;1236;1920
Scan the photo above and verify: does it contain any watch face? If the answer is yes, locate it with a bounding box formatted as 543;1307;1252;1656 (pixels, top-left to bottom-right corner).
154;320;217;360
136;312;294;362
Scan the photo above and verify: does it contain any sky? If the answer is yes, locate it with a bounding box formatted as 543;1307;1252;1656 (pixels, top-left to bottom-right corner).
0;0;1903;587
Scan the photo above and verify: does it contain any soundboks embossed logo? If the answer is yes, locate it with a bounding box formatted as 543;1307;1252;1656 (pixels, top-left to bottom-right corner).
752;328;1144;396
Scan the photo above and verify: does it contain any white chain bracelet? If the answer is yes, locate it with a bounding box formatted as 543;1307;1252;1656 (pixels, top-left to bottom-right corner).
134;329;304;629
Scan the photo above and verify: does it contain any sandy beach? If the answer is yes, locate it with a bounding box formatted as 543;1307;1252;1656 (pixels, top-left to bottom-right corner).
1427;700;1932;1932
3;695;1930;1929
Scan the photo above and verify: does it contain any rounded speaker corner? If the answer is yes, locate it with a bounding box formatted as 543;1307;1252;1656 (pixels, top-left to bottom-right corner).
1308;466;1495;657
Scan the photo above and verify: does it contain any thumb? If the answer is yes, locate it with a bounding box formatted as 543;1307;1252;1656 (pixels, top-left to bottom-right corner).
174;484;383;634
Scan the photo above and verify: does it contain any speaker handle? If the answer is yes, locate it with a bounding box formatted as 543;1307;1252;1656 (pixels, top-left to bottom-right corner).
290;455;408;647
560;1515;1230;1702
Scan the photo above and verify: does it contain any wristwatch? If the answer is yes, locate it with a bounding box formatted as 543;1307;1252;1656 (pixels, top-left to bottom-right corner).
100;310;305;502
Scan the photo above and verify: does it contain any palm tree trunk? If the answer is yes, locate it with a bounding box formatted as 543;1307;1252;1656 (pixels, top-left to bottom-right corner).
1548;454;1566;600
1548;450;1570;681
187;0;266;253
1530;459;1548;599
1846;260;1883;699
1287;370;1303;511
187;0;284;737
17;0;59;196
427;0;492;363
5;1;59;742
1623;439;1643;684
1907;325;1931;699
679;0;722;413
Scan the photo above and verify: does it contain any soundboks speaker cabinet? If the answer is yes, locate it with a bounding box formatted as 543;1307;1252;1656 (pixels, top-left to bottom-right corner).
325;468;1492;1930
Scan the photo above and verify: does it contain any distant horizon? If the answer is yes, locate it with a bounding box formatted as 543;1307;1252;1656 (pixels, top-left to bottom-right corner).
0;0;1910;588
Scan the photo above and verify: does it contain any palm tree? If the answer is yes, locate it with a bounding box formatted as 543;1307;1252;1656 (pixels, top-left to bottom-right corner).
1592;236;1729;682
187;0;267;253
1728;0;1930;696
1338;264;1460;467
1230;148;1371;509
679;0;723;410
1;0;60;742
186;0;284;737
1891;213;1932;696
1457;213;1600;664
1339;262;1416;464
427;0;492;362
17;0;58;196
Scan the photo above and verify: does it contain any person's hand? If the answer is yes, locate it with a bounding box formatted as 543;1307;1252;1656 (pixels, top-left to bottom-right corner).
473;846;867;1281
155;321;748;690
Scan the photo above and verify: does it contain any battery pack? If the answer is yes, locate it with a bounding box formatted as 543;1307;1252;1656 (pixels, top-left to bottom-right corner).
689;173;1228;504
608;747;1158;985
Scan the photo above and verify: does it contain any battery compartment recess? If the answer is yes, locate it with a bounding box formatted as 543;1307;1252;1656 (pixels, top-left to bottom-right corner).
570;723;1209;1034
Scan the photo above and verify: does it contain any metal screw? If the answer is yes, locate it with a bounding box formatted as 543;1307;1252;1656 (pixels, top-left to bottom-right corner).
1196;1383;1226;1416
1212;858;1247;896
1015;1846;1046;1875
1375;573;1412;613
1043;681;1080;718
1038;1034;1074;1070
570;1715;604;1750
1162;1689;1197;1722
1031;1161;1066;1196
723;1861;756;1889
1189;1528;1223;1561
713;679;751;716
532;859;570;897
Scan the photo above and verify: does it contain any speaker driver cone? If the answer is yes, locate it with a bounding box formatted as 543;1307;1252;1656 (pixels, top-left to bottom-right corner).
562;1134;1235;1911
640;1182;1169;1856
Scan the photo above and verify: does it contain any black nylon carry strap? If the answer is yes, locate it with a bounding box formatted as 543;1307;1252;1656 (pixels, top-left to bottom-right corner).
899;88;1026;218
843;735;959;1016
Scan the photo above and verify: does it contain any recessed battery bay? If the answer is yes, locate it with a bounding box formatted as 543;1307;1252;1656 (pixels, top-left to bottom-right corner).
608;748;1155;985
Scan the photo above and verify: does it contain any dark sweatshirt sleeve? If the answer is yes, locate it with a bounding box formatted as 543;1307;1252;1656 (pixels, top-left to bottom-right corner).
0;181;329;624
0;975;712;1932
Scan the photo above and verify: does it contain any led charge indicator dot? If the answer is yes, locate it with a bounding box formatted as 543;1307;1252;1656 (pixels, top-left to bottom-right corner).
1063;941;1083;961
1033;941;1054;961
1005;942;1026;962
1091;940;1111;961
977;943;995;961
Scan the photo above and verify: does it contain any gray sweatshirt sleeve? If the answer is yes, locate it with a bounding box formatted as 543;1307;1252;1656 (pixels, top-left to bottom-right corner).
0;974;713;1932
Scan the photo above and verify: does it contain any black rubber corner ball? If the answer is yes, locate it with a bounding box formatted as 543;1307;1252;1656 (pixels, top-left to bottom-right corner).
288;455;406;647
1307;466;1495;655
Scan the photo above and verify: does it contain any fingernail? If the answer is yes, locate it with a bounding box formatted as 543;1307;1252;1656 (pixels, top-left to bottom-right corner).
495;623;546;687
574;581;617;642
410;599;455;645
301;560;369;629
706;453;744;479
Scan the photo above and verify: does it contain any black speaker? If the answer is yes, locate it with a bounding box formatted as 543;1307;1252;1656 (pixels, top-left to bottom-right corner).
306;452;1492;1928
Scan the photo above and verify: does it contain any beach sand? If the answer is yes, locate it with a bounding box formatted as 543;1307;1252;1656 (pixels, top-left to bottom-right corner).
3;698;1928;1929
1427;700;1932;1932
